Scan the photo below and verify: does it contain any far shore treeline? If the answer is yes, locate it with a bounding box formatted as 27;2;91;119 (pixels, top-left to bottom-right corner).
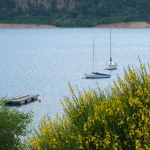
1;0;150;27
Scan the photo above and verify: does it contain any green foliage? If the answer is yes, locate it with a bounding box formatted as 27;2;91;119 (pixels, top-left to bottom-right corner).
1;0;150;26
0;97;33;150
27;60;150;149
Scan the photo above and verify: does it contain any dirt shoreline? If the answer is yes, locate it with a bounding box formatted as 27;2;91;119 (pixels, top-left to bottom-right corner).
0;23;56;28
95;22;150;28
0;22;150;28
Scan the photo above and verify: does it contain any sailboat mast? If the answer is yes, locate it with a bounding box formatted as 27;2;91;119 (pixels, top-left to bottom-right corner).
110;28;112;62
92;37;94;73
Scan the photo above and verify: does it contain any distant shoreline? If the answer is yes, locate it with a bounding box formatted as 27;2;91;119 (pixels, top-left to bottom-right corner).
0;22;150;28
0;23;56;28
95;22;150;28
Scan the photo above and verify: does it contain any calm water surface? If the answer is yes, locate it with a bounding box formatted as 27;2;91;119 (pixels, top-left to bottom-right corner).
0;28;150;125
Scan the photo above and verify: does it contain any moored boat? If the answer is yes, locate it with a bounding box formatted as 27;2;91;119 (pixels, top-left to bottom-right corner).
84;72;111;79
84;35;111;79
106;28;117;70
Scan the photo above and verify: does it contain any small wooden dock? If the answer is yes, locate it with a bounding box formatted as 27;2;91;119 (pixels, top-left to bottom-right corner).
7;94;39;106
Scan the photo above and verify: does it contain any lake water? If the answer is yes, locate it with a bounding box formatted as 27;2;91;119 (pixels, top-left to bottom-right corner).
0;28;150;125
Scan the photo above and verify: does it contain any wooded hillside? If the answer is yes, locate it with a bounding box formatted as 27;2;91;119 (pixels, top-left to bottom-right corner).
0;0;150;27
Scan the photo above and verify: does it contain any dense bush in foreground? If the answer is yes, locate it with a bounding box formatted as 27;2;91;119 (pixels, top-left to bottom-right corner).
0;98;33;150
27;61;150;150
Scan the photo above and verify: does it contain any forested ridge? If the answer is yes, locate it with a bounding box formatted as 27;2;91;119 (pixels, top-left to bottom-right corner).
0;0;150;27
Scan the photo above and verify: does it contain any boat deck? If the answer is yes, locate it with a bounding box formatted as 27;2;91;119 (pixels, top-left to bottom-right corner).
7;94;39;106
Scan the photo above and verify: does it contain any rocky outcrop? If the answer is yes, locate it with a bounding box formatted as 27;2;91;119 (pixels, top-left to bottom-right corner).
14;0;77;11
57;0;77;10
15;0;28;10
15;0;51;10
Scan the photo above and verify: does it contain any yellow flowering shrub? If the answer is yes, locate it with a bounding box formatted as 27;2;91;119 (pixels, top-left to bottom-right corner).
27;61;150;150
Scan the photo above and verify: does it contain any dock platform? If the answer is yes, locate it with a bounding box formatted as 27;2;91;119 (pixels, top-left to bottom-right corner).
7;94;39;106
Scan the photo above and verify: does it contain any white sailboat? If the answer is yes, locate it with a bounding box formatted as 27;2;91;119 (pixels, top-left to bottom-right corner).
106;28;117;70
84;37;111;79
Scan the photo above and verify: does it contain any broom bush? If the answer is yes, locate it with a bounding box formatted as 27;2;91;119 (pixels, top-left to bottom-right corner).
26;61;150;150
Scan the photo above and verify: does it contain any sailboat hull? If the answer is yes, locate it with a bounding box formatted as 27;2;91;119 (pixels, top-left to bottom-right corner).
84;72;111;79
106;62;117;70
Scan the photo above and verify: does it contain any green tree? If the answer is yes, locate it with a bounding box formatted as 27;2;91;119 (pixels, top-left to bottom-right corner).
0;97;33;150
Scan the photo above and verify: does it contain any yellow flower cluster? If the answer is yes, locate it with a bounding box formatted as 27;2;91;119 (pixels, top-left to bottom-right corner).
27;61;150;150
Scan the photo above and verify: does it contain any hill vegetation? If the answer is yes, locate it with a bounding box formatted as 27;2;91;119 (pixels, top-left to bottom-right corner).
0;0;150;26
